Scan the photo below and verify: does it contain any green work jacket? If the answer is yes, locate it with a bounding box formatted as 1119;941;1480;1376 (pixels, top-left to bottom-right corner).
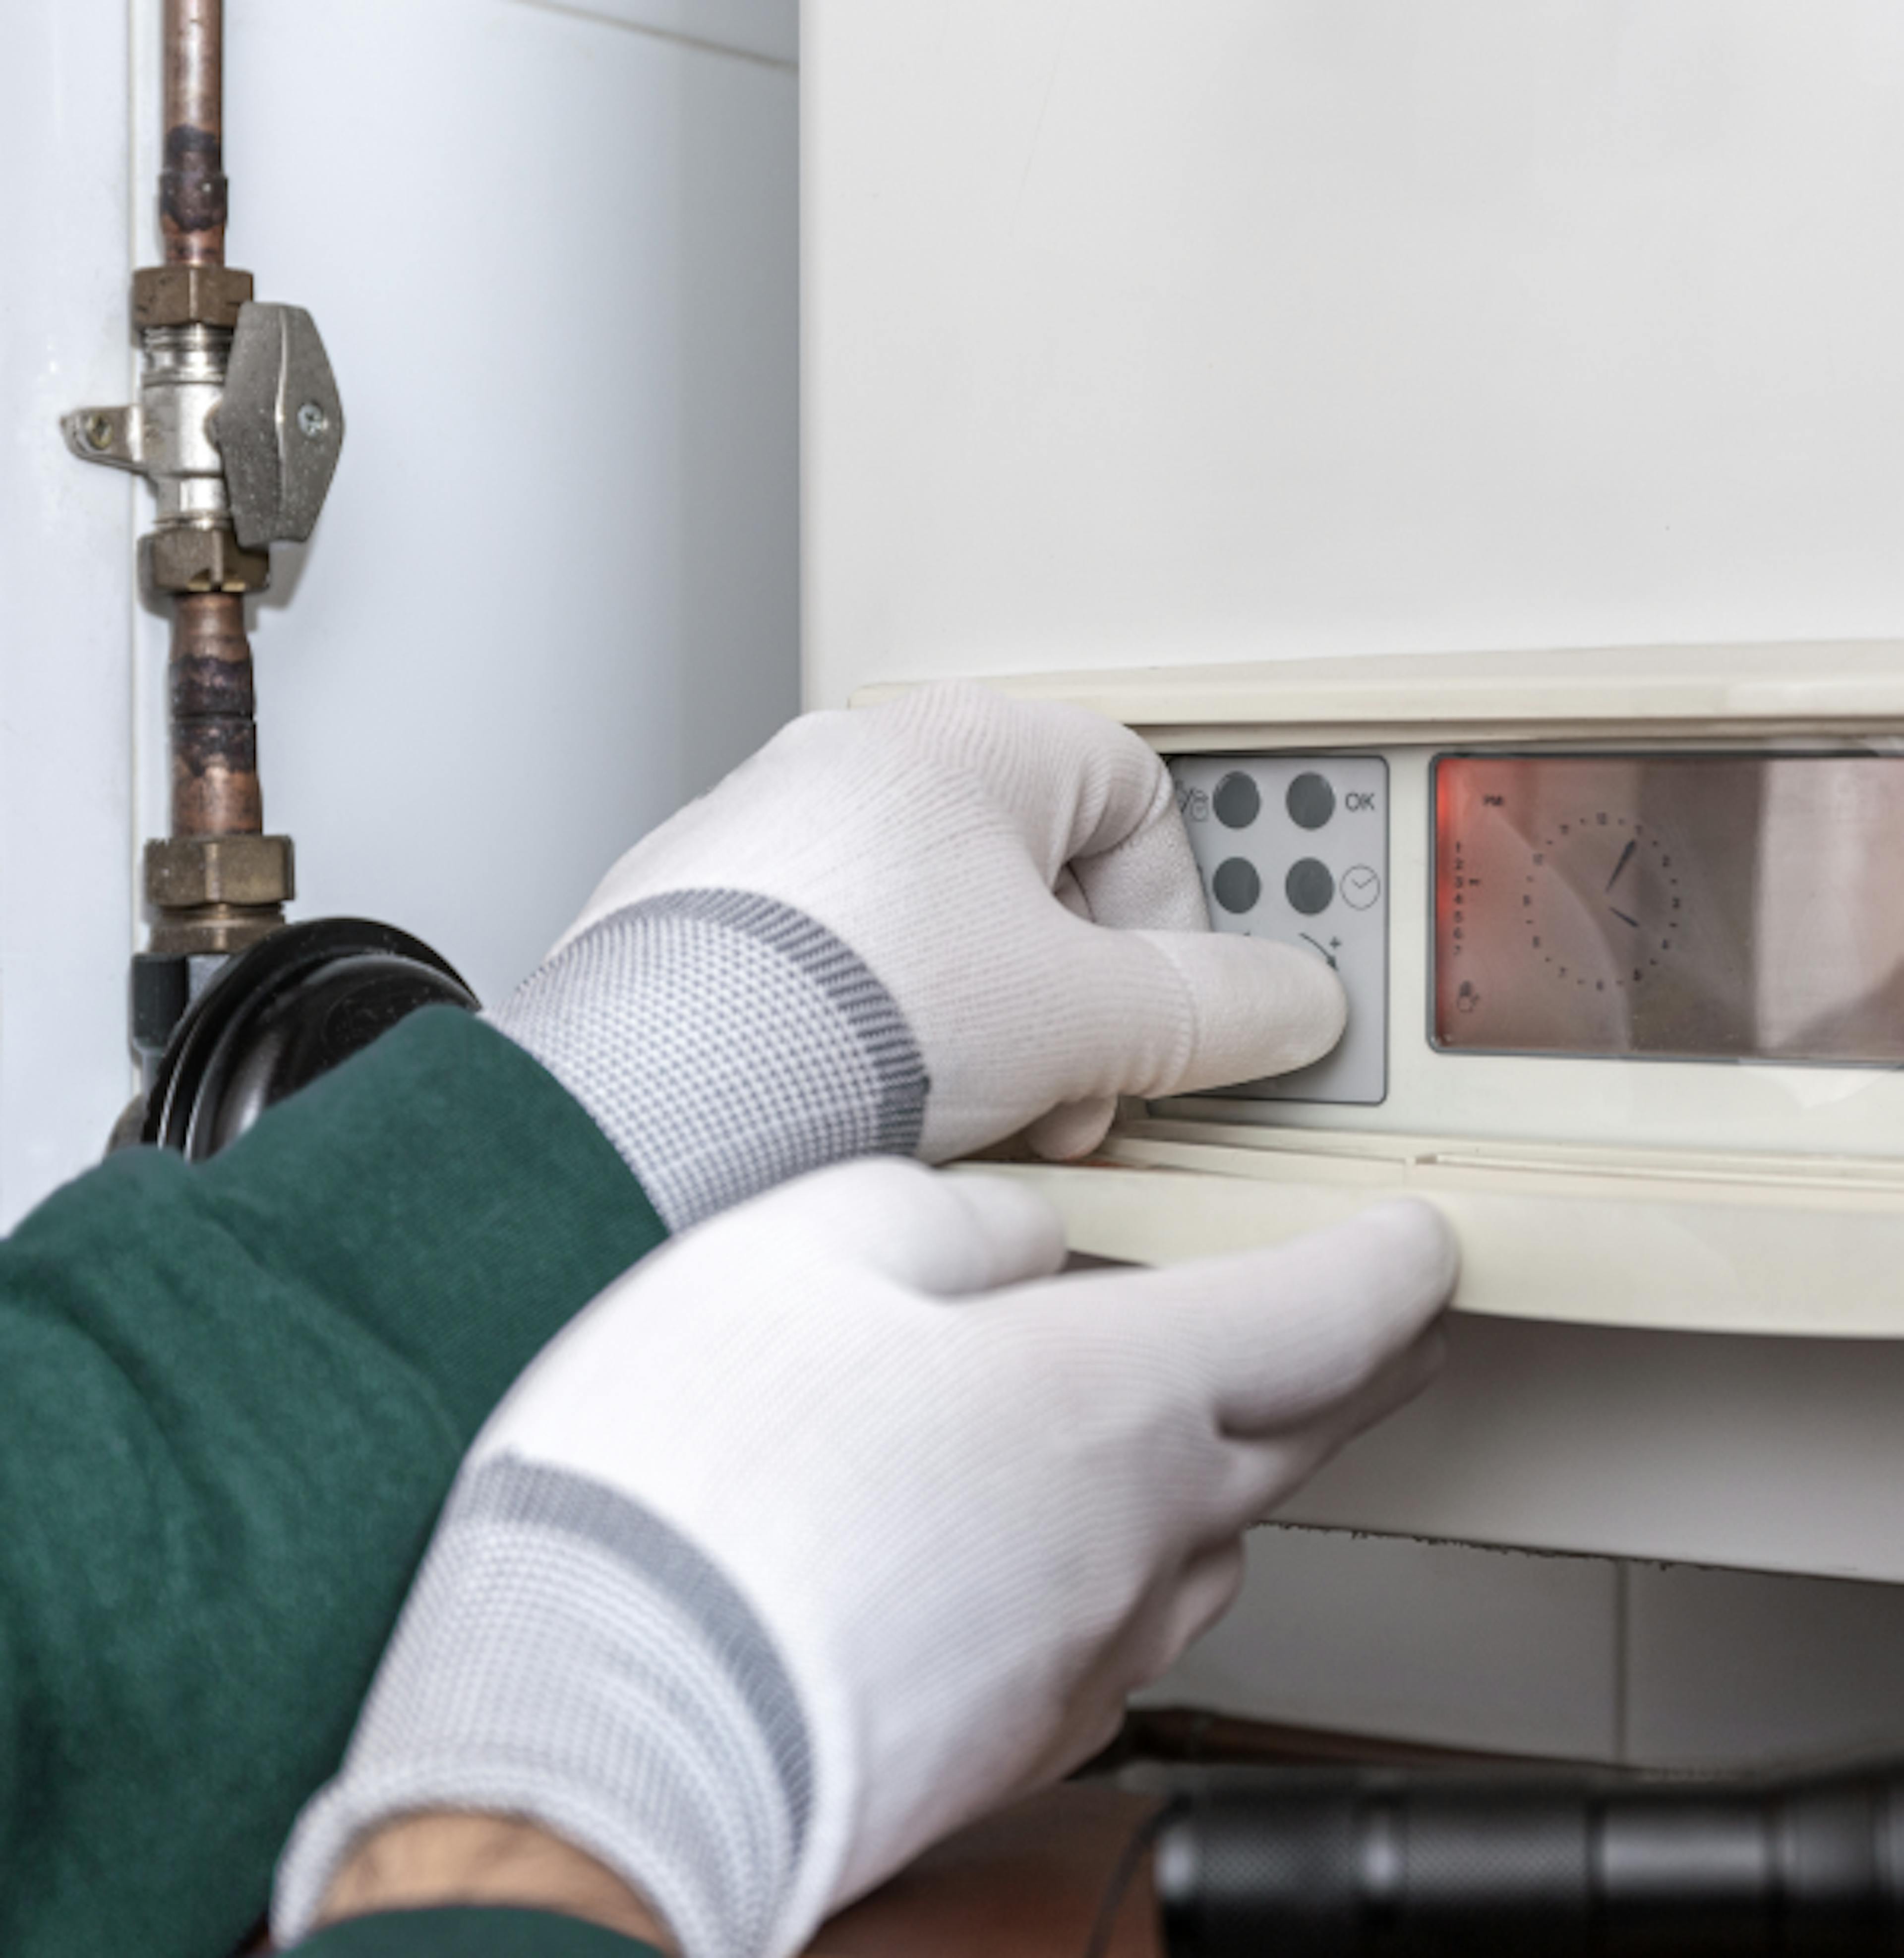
0;1008;665;1958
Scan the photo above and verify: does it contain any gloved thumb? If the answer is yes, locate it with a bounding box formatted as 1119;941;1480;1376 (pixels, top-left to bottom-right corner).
1024;928;1346;1160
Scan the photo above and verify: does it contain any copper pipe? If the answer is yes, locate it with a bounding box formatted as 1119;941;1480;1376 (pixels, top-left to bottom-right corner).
130;1;286;975
161;1;257;841
169;593;262;836
161;0;226;267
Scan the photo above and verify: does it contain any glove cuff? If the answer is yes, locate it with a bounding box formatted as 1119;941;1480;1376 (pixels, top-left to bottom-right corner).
487;890;928;1230
272;1455;817;1958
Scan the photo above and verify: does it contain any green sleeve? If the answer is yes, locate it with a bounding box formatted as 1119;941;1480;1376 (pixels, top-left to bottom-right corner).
0;1008;666;1958
296;1907;663;1957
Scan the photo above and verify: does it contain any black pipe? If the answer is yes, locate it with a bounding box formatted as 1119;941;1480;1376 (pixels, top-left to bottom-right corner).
1155;1766;1904;1955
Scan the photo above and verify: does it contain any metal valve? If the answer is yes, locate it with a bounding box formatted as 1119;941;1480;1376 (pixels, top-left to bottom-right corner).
62;289;345;588
219;302;345;549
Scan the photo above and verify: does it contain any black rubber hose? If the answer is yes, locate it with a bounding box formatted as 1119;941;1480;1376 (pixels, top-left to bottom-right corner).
1155;1766;1904;1956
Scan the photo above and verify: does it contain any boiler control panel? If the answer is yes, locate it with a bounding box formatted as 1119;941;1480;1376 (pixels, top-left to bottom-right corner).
868;646;1904;1340
1170;754;1388;1105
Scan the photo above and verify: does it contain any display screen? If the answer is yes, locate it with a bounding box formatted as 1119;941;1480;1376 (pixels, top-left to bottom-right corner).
1433;755;1904;1064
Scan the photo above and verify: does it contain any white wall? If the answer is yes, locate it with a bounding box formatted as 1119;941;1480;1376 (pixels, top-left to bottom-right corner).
0;0;800;1229
804;0;1904;706
195;0;800;1009
0;0;139;1230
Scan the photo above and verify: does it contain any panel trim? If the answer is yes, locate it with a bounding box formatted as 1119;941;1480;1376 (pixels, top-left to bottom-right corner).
852;642;1904;748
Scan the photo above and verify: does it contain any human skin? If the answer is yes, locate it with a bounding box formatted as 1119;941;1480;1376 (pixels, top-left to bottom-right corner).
321;1815;678;1952
321;1786;1164;1958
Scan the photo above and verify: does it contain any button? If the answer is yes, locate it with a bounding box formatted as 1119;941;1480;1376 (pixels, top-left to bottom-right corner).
1213;772;1261;829
1285;858;1335;915
1341;864;1382;911
1286;772;1336;831
1212;858;1261;914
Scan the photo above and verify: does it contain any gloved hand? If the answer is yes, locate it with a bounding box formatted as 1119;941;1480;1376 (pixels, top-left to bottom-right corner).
488;684;1342;1228
273;1160;1455;1958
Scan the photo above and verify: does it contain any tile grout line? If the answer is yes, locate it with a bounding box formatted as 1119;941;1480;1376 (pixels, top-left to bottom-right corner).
1613;1557;1631;1765
505;0;796;71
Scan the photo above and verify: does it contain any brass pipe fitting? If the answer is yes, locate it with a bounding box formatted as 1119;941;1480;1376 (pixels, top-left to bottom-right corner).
133;264;254;332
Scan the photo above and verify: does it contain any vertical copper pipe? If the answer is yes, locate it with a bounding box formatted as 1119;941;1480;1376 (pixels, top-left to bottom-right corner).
161;0;227;267
161;2;258;842
169;593;262;838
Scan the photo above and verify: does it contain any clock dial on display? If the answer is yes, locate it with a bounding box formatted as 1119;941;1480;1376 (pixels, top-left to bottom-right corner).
1442;796;1677;1051
1513;819;1679;996
1433;754;1904;1064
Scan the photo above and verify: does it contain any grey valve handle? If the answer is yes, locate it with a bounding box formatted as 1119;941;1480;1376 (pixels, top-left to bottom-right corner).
219;301;345;550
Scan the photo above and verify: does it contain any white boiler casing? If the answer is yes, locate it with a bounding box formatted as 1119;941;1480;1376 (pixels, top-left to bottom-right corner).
803;3;1904;1584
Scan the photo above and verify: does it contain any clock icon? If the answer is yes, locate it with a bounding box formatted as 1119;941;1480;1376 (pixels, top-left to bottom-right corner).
1517;815;1682;996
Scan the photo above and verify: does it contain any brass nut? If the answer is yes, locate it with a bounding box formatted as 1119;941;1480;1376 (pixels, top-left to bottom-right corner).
145;906;286;959
142;526;271;594
132;264;255;331
146;834;296;910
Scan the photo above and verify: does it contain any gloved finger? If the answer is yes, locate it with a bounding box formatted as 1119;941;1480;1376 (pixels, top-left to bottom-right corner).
1051;865;1093;922
1286;1321;1447;1467
885;685;1200;919
1070;789;1208;935
1081;1199;1457;1434
1150;1539;1249;1675
1213;1325;1447;1529
1027;1540;1249;1792
1044;922;1347;1105
1028;910;1344;1144
1023;1097;1118;1161
1075;1541;1251;1723
741;1159;1070;1298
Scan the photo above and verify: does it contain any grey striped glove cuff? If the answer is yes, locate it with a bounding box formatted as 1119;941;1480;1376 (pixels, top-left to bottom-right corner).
272;1455;815;1958
486;890;928;1231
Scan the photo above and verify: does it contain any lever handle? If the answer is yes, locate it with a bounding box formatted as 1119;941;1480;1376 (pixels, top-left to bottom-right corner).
220;300;345;549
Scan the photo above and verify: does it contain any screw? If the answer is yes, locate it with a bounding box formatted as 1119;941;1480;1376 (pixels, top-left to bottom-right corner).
297;401;328;439
85;413;115;451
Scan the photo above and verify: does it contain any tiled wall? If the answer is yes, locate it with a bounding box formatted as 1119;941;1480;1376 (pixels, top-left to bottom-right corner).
1144;1527;1904;1772
1624;1561;1904;1770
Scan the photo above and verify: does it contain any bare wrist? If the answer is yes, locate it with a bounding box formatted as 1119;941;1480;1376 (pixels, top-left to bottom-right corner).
318;1812;679;1953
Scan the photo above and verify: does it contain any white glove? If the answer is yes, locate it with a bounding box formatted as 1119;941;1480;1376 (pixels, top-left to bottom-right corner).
489;684;1342;1227
273;1161;1454;1958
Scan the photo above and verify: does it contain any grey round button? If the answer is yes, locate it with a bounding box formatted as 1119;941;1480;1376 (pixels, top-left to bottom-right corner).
1213;772;1261;829
1212;857;1261;914
1286;771;1336;830
1285;858;1335;915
